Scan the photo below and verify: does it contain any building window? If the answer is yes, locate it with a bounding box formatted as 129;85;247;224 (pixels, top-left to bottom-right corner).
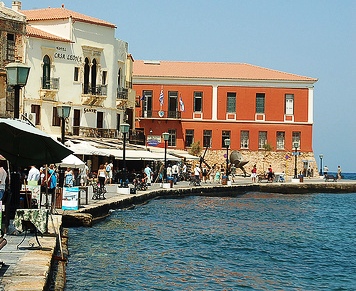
256;93;265;114
292;131;301;149
142;90;152;117
74;67;79;82
227;92;236;113
52;107;61;126
276;131;285;150
31;104;40;125
6;33;15;61
168;129;176;147
118;68;121;88
194;91;202;112
102;70;107;85
91;58;97;93
203;130;212;148
222;130;231;148
258;131;267;149
240;131;249;149
285;94;294;115
42;55;51;89
185;129;194;147
84;57;90;94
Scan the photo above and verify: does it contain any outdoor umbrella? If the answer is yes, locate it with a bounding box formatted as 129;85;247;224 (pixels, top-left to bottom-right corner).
0;118;73;166
56;154;85;169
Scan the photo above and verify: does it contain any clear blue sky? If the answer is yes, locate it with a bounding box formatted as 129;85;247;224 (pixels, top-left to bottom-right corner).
8;0;356;172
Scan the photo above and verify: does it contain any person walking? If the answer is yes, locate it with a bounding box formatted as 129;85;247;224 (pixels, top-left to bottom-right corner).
98;164;107;188
27;165;40;183
194;164;201;185
172;163;179;184
337;165;342;180
0;163;7;200
144;164;153;186
80;162;89;186
323;165;329;176
64;167;74;187
251;164;257;183
105;161;113;184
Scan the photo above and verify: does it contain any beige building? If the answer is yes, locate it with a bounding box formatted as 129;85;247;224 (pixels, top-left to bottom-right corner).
7;2;135;140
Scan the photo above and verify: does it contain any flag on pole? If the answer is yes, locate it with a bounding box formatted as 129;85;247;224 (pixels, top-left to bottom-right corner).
179;95;185;112
159;89;164;105
140;94;145;101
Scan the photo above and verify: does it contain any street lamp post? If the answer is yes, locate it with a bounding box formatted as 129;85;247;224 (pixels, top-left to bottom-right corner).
293;142;299;179
120;123;130;187
224;138;230;178
5;61;30;119
57;105;71;144
319;154;323;176
162;132;170;182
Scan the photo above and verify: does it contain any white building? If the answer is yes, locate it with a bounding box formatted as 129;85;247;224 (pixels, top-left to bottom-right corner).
13;2;135;140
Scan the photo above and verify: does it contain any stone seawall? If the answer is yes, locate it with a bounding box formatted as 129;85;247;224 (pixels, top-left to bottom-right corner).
62;182;356;228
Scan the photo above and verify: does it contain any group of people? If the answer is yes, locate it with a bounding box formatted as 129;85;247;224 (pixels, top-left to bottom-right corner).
189;163;228;184
323;165;342;180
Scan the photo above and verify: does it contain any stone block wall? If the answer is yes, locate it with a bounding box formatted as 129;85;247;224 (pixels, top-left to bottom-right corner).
195;149;318;178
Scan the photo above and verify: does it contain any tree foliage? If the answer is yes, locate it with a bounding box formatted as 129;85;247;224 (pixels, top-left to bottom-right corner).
189;141;202;156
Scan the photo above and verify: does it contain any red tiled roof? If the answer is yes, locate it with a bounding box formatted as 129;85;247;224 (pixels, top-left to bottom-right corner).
21;6;116;28
27;25;72;42
133;60;317;82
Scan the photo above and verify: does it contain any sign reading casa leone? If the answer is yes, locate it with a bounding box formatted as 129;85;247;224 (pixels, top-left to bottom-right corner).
54;46;82;62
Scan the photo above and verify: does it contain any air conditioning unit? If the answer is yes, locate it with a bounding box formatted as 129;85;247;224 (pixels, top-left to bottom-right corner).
25;112;36;124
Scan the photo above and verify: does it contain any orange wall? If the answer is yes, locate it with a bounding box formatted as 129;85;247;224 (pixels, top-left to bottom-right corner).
134;84;313;152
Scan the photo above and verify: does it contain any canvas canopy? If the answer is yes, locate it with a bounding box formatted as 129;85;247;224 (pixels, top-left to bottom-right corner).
56;154;85;169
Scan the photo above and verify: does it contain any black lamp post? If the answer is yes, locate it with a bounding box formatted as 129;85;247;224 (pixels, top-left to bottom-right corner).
319;154;323;176
57;105;71;144
120;123;130;187
5;61;30;119
162;132;169;182
293;142;299;179
224;138;230;178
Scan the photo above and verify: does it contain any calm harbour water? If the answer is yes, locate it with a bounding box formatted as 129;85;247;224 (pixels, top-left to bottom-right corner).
66;175;356;291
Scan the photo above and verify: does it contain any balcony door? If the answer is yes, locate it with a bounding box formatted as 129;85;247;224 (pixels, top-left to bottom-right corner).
73;109;80;135
168;91;178;118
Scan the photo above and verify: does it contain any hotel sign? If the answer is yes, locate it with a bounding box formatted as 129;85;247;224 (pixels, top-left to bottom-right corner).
54;46;82;62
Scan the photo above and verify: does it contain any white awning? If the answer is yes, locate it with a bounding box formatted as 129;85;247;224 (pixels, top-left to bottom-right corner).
100;148;180;161
65;140;110;156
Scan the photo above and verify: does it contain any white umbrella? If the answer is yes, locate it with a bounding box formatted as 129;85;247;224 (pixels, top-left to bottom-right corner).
56;154;85;169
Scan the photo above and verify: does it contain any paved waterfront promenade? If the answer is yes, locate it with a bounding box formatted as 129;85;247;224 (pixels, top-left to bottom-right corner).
1;176;356;290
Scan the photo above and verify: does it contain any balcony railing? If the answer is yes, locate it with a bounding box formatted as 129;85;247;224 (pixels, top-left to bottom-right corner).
41;77;60;90
138;110;181;119
117;88;128;99
72;126;118;138
83;84;107;96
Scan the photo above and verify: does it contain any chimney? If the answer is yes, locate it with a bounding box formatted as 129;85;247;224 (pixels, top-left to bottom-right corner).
12;1;22;11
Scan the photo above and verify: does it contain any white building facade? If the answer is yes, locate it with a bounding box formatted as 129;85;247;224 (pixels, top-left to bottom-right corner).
14;3;135;140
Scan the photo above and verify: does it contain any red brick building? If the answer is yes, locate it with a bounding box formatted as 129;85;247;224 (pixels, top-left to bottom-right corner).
133;60;318;174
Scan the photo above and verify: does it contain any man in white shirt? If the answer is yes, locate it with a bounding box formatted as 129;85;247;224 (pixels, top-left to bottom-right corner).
194;164;201;185
27;165;40;183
